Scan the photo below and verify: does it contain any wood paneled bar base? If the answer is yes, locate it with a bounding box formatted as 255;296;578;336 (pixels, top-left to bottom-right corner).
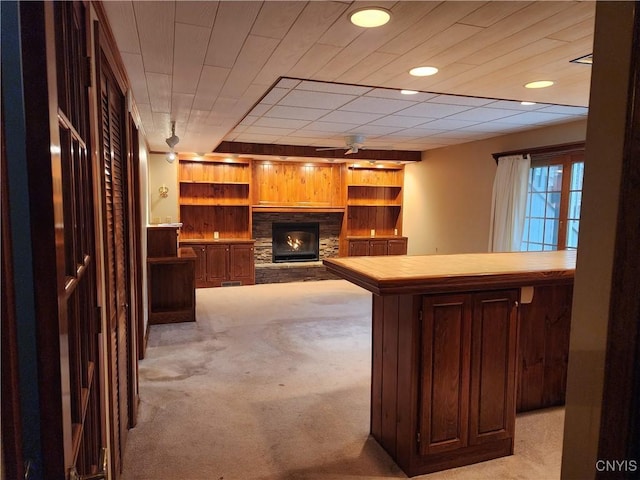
323;250;575;476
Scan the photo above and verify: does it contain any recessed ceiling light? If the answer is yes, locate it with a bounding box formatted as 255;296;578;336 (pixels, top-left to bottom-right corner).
521;101;537;106
409;66;439;77
401;89;419;95
350;8;391;28
524;80;554;89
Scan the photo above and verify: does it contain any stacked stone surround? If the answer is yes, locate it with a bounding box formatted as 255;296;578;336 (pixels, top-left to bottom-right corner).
252;212;342;283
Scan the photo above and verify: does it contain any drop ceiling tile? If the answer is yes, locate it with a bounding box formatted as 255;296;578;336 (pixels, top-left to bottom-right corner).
299;121;353;133
264;105;331;121
364;88;438;102
233;133;284;143
369;115;431;128
253;117;311;129
249;104;271;116
318;110;385;125
346;125;403;136
279;89;357;109
419;118;481;129
338;97;418;115
288;130;338;138
497;111;574;125
446;107;521;122
275;78;302;89
386;128;446;137
429;94;496;107
395;103;473;118
536;105;589;115
243;125;295;136
239;115;259;126
260;87;291;105
457;122;530;133
296;80;372;96
484;100;547;111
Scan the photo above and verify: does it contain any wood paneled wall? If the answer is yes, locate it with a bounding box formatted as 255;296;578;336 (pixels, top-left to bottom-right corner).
252;161;343;207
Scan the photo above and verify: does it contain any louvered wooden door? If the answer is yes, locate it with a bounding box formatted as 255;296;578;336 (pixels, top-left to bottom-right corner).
99;54;131;477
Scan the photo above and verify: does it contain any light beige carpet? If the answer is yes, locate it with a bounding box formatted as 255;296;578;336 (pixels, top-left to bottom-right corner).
121;280;563;480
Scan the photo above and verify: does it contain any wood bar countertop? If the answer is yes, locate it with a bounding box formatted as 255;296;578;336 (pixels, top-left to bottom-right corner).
323;250;576;295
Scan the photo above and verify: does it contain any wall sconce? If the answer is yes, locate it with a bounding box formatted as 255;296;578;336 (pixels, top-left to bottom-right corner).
165;121;179;164
158;184;169;198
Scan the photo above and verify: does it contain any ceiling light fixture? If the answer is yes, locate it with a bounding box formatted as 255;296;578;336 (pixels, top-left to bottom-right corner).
401;89;419;95
165;121;180;163
409;66;438;77
349;7;391;28
524;80;554;89
521;101;537;106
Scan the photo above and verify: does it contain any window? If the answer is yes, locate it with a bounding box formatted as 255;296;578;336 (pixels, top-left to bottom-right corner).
520;152;584;251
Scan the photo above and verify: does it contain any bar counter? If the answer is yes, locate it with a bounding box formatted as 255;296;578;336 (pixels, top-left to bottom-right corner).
323;250;576;476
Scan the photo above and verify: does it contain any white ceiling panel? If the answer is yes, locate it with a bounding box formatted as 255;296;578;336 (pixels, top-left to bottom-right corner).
172;23;210;94
497;111;575;125
253;117;312;129
279;90;356;109
204;2;262;68
175;1;218;28
102;1;594;155
368;116;431;128
101;2;141;54
318;110;385;125
396;103;474;119
264;105;331;121
446;107;522;122
133;2;175;75
338;97;418;115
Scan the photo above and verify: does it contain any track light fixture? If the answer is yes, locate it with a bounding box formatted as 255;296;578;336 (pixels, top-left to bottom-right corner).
165;121;179;163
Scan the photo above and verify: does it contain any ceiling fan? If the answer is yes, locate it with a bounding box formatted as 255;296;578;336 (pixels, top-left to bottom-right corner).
316;134;366;155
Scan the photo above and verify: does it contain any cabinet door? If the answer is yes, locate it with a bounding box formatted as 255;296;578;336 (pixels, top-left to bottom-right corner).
387;238;407;255
228;244;255;285
419;294;471;456
206;244;228;287
369;239;388;256
191;244;208;286
469;290;518;446
348;239;369;256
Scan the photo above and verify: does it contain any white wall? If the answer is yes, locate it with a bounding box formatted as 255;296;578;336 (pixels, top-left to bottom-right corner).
403;119;588;255
148;153;179;224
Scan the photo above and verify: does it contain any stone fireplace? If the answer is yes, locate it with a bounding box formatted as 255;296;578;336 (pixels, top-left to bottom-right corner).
253;212;341;283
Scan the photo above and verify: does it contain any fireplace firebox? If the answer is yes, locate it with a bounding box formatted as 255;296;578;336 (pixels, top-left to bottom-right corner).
272;222;320;263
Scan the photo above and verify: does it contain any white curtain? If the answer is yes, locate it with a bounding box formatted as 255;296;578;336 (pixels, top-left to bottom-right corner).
488;154;531;252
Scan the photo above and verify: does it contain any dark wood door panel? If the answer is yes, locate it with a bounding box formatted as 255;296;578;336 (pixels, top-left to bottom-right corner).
420;294;471;455
469;291;517;446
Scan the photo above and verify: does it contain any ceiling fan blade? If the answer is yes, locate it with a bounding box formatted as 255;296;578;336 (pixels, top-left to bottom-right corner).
344;147;355;155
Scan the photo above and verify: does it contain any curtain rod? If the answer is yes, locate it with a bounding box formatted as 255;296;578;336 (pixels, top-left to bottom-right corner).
492;141;585;163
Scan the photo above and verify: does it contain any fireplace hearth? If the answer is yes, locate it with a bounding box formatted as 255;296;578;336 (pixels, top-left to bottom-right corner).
272;222;320;263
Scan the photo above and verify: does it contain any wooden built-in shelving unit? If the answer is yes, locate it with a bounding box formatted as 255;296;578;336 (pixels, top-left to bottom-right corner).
177;156;408;272
179;157;252;240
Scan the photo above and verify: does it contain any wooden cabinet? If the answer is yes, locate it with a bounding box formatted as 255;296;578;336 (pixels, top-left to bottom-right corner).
418;290;517;462
369;289;518;476
181;240;255;288
347;237;407;256
147;226;196;324
342;165;406;256
517;284;573;411
178;157;252;241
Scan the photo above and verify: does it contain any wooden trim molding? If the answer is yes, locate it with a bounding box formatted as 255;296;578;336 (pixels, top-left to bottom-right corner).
214;141;422;162
492;142;585;163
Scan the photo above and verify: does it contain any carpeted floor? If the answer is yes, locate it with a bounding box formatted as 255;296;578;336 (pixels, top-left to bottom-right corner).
121;280;563;480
